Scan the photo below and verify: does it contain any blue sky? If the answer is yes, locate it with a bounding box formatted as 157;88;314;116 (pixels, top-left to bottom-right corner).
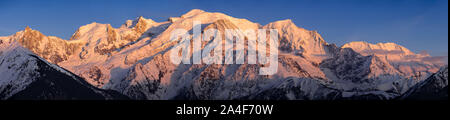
0;0;447;56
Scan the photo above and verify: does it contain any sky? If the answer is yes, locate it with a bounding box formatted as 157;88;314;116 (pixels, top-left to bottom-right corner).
0;0;448;56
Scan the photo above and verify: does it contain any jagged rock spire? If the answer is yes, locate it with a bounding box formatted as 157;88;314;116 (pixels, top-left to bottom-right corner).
25;26;31;31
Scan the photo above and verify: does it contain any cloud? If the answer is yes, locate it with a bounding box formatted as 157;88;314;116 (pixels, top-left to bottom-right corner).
362;49;404;55
418;50;430;56
422;56;448;64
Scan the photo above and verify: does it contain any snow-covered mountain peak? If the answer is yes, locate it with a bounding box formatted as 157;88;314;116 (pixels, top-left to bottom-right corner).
121;16;156;30
181;9;206;18
0;39;128;100
341;41;445;73
264;19;329;63
170;9;260;31
342;41;415;56
0;41;39;99
1;9;446;100
265;19;296;29
70;22;109;40
24;26;32;32
20;26;44;36
1;26;81;64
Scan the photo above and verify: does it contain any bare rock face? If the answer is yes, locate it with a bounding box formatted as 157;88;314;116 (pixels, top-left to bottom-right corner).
94;25;121;55
133;16;151;34
120;16;157;42
81;66;104;88
10;26;82;64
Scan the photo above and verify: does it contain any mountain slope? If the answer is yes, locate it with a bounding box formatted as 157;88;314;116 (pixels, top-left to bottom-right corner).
0;9;446;100
105;12;336;100
400;66;448;100
0;38;128;100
